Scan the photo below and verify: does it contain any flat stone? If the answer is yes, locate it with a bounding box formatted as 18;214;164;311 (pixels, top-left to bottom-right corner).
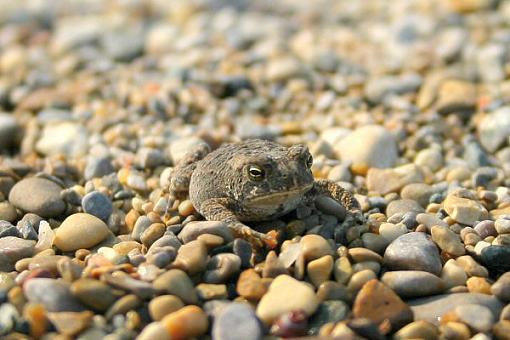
384;232;442;275
256;274;319;324
352;279;413;330
24;278;85;312
401;183;436;208
204;253;241;284
441;259;468;288
0;202;17;222
47;311;93;336
0;236;35;272
9;177;65;218
408;293;504;325
443;194;488;226
435;79;476;115
300;234;334;261
431;226;465;256
178;221;234;244
212;302;262;340
381;271;445;298
54;213;111;252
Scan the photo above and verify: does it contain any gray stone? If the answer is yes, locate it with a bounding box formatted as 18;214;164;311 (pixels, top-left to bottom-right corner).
0;236;35;271
9;177;65;218
212;302;262;340
478;107;510;152
82;191;113;221
24;278;85;312
84;156;115;180
381;271;445;298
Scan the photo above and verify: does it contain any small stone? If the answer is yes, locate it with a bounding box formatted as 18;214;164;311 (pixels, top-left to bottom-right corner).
316;281;350;302
70;278;117;312
335;125;398;174
348;248;383;263
315;196;346;220
140;223;166;248
196;283;228;300
491;272;510;302
414;148;444;172
493;320;510;340
367;166;425;195
347;269;377;294
361;233;389;254
441;259;468;288
300;234;334;261
379;223;408;243
381;271;445;298
105;294;142;320
178;221;233;244
439;321;471;339
466;277;492;294
444;304;494;333
353;279;413;330
443;194;488;226
137;322;171;340
435;80;476;115
172;240;208;275
148;295;184;321
161;305;209;339
204;253;241;284
308;300;349;335
401;183;436;208
81;191;113;221
474;220;497;238
386;198;425;218
84;156;115;180
24;278;84;312
456;255;489;277
384;232;442;275
495;219;510;234
233;238;252;268
0;202;17;222
54;213;111;252
0;236;35;272
431;225;465;256
35;122;88;158
9;177;65;218
394;320;439;340
47;311;93;336
212;302;262;340
256;274;319;324
307;255;334;287
478;107;510;153
236;269;268;302
334;256;353;284
132;216;152;242
480;246;510;276
152;269;198;305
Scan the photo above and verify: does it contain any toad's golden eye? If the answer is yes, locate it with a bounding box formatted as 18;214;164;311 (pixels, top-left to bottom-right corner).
306;154;313;168
247;165;265;180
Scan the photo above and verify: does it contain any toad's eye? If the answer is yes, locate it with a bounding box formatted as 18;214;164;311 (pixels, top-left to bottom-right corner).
247;165;265;181
306;154;313;168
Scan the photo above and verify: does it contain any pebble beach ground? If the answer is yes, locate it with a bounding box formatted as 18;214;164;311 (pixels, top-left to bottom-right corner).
1;0;510;339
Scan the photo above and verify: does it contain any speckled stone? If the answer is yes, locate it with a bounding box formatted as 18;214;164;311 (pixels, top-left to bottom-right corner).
9;177;66;218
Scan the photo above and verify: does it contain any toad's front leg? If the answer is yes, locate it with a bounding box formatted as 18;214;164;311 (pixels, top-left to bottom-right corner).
198;198;278;249
312;179;363;223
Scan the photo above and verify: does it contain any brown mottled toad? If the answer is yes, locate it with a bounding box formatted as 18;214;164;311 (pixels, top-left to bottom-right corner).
170;139;361;248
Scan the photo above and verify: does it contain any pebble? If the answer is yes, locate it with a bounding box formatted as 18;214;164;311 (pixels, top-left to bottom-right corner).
478;107;510;153
172;239;208;275
347;269;377;294
212;302;262;340
0;113;19;151
442;304;494;333
466;277;492;295
178;221;233;244
491;272;510;302
431;225;465;256
54;213;111;252
204;253;241;284
135;322;171;340
381;271;445;298
35;122;88;158
441;259;468;288
353;279;413;330
456;255;489;278
161;305;209;340
480;246;510;276
24;278;84;312
384;232;442;275
70;278;117;312
256;274;319;324
0;202;17;222
401;183;435;208
307;255;334;287
378;222;408;243
84;156;115;180
474;220;497;238
149;295;184;321
236;269;268;302
0;236;35;272
348;248;383;263
443;193;488;226
308;300;349;335
393;320;439;340
8;177;66;218
495;218;510;234
152;269;198;305
335;125;398;174
81;191;113;221
47;311;93;337
386;198;425;218
300;234;334;261
367;166;425;195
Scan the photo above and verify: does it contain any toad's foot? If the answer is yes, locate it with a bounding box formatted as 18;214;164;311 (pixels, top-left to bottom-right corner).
231;223;279;249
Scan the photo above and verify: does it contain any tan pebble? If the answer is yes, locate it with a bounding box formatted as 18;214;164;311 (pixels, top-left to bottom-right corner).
262;251;288;278
316;281;350;302
140;223;166;247
300;234;334;261
196;283;228;300
75;249;90;261
106;294;142;320
334;256;353;285
161;305;208;340
149;295;184;321
443;194;488;226
307;255;333;287
113;241;142;256
197;233;224;249
178;200;195;217
347;269;377;294
152;269;198;305
54;213;110;252
456;255;489;277
15;258;32;272
172;240;208;275
439;321;471;340
431;225;465;256
46;311;93;336
466;277;492;294
125;209;140;232
147;212;162;223
394;320;439;340
137;321;171;340
236;269;268;301
493;320;510;340
441;259;468;288
23;303;48;339
352;261;381;275
348;248;383;263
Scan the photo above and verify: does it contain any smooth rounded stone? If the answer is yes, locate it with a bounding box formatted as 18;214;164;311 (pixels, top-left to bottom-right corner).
46;310;94;337
148;233;181;254
361;233;389;254
131;216;152;242
386;199;425;218
408;293;504;325
352;261;381;275
0;236;35;272
148;295;184;321
401;183;435;208
102;271;155;299
24;278;84;312
152;269;198;305
353;279;413;330
35;122;88;158
81;191;113;221
28;255;66;276
233;238;252;268
416;213;448;230
443;194;488;226
0;113;19;150
335;125;398;174
431;225;465;256
367;164;425;196
70;278;117;312
456;255;489;277
348;248;383;263
474;220;497;238
300;234;334;261
172;239;208;275
317;281;350;302
478;107;510;153
379;223;408;243
0;222;19;238
441;259;468;288
347;269;377;294
8;177;65;218
212;302;262;340
139;223;165;248
466;277;492;294
315;196;346;220
0;201;17;222
493;320;510;340
444;304;494;333
381;271;445;298
204;253;241;284
334;256;353;285
307;255;334;287
364;73;422;104
54;213;110;252
308;300;350;335
161;305;209;339
84;156;115;180
491;272;510;302
256;274;319;324
136;321;171;340
414;148;443;172
480;246;510;276
495;218;510;234
393;320;439;340
105;294;142;320
178;221;234;244
236;269;268;302
384;232;442;275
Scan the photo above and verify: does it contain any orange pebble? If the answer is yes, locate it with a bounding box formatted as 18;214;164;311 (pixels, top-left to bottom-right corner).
161;305;209;340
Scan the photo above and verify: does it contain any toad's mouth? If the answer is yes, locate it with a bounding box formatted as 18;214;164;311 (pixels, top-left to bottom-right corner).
245;183;313;206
